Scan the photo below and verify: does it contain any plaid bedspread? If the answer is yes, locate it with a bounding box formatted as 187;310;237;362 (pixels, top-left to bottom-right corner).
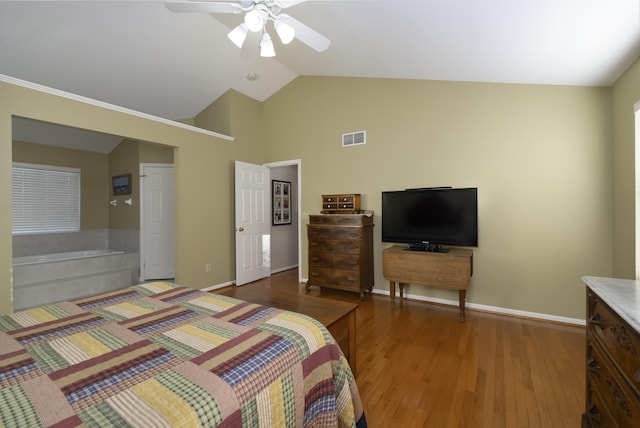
0;282;366;427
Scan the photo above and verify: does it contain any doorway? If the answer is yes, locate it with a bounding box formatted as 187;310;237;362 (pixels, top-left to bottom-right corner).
264;159;302;283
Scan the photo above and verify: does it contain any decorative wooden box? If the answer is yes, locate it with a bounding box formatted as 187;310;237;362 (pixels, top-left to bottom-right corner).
321;194;361;214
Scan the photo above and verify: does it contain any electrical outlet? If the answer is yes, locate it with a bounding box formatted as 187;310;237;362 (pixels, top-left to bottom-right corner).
205;263;211;272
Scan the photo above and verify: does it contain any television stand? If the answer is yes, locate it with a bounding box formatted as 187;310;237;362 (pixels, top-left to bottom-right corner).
382;245;473;321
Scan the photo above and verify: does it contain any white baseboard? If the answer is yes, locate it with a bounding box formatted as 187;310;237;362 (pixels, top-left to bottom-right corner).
203;266;299;292
202;281;234;292
370;287;585;326
205;277;585;327
271;265;299;274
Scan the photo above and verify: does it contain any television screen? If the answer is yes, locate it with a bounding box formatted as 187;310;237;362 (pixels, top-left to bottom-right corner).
381;187;478;248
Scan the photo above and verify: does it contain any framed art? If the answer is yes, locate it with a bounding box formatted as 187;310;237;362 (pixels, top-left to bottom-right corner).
112;173;132;195
272;180;291;225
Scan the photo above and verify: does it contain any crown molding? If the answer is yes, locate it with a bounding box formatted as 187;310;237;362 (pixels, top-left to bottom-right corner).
0;74;233;141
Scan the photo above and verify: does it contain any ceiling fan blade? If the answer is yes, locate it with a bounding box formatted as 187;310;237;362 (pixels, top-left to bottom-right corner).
285;15;330;52
165;1;243;14
273;0;308;8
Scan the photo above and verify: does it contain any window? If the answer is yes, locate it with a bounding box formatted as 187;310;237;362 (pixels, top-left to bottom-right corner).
12;163;80;234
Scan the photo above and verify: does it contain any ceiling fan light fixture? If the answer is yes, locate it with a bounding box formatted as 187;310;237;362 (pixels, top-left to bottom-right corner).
260;32;276;57
244;7;266;32
275;16;295;44
227;23;248;48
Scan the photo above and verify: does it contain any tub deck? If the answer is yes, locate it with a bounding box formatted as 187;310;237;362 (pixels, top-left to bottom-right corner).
13;249;124;266
12;251;138;311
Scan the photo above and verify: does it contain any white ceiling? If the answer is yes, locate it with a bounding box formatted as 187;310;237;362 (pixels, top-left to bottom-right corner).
2;0;640;150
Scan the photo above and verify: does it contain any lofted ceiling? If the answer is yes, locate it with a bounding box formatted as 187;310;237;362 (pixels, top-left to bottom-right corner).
2;0;640;151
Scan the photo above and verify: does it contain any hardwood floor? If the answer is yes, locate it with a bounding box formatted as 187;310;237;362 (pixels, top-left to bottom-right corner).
216;269;586;427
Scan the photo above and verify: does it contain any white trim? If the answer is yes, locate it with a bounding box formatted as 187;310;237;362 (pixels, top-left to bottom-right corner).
202;281;235;292
1;73;233;141
369;287;585;326
302;278;586;325
271;265;299;274
263;159;303;283
636;105;640;279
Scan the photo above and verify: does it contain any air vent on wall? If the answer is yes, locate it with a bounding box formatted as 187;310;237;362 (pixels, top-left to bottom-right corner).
342;130;366;147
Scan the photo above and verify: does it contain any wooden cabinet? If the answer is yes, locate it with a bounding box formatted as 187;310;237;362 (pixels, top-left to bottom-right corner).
382;245;473;321
582;276;640;427
306;214;374;299
321;194;361;214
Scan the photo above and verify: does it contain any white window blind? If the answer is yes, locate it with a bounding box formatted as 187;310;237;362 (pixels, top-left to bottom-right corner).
12;163;81;234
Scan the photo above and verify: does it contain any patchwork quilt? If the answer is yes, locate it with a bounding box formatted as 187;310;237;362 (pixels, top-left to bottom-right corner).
0;282;367;427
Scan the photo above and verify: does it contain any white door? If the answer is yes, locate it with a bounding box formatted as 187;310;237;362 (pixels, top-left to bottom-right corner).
235;161;270;285
140;164;175;280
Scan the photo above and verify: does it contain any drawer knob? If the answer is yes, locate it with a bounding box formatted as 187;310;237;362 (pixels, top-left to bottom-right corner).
583;405;602;424
587;357;601;375
588;313;605;328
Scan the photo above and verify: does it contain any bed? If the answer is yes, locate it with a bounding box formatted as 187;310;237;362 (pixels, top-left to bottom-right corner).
0;282;367;427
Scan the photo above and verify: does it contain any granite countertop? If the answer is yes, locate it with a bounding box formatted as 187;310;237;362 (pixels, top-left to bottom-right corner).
582;276;640;332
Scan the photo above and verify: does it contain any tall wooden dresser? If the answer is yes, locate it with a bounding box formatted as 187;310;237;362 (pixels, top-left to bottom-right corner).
306;214;374;300
582;276;640;427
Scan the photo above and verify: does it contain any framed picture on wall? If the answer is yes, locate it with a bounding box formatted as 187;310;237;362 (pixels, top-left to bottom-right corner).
112;173;132;195
272;180;291;225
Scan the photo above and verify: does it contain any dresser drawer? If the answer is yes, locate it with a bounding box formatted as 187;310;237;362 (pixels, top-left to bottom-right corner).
588;292;640;398
308;238;362;254
587;341;640;426
309;253;360;270
308;226;362;241
332;270;361;287
309;214;372;226
308;268;333;286
308;268;361;289
583;393;616;428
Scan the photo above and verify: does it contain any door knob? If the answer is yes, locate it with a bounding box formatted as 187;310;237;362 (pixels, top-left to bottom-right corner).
236;227;244;232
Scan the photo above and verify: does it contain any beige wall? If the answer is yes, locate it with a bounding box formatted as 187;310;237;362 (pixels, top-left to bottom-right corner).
0;72;625;320
611;57;640;278
109;140;175;231
261;77;613;320
12;140;110;230
109;139;140;230
140;141;174;164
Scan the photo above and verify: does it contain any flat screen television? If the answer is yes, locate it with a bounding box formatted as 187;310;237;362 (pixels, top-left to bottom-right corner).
381;187;478;251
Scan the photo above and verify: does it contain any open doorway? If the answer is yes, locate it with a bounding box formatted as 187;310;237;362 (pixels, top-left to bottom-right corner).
265;159;301;282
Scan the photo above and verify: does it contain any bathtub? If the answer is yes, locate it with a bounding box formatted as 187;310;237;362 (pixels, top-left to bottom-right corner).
13;249;124;266
13;249;139;311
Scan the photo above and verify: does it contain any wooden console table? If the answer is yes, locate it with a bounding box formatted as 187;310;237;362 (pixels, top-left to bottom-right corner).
382;245;473;321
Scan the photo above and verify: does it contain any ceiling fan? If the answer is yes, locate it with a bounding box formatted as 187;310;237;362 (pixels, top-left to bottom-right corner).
165;0;331;57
